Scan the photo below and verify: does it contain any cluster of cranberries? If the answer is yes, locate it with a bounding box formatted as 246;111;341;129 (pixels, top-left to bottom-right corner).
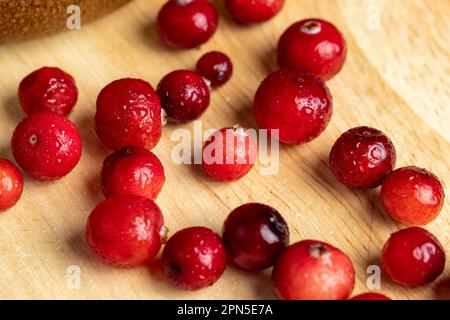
0;0;446;300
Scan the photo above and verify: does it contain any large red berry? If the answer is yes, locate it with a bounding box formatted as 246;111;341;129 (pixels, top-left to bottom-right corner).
277;19;347;80
329;126;396;189
18;67;78;116
196;51;233;87
162;227;227;290
0;159;23;212
272;240;355;300
225;0;284;24
223;203;289;271
382;227;445;287
202;127;257;181
350;293;391;300
11;111;82;180
157;0;218;49
253;69;332;145
86;195;165;267
101;147;165;200
380;167;445;226
95;78;162;150
157;70;210;123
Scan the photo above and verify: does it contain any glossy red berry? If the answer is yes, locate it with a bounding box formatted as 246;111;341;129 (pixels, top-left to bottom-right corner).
101;147;165;200
224;0;284;24
162;226;227;290
272;240;355;300
350;293;391;300
382;227;445;287
157;70;210;123
0;159;23;212
202;127;257;181
157;0;218;49
196;51;233;87
381;167;445;226
253;69;332;145
223;203;289;271
95;78;162;150
86;195;165;267
329;126;396;189
18;67;78;116
11;111;82;180
277;19;347;80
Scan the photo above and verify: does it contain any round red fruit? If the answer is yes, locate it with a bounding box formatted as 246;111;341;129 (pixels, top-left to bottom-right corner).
350;293;391;300
11;111;82;180
95;78;162;150
329;126;396;189
253;69;332;145
224;0;284;24
0;159;23;212
196;51;233;87
277;19;347;80
380;167;445;225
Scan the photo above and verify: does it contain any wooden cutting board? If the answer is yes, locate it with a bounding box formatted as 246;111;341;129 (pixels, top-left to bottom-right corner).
0;0;448;300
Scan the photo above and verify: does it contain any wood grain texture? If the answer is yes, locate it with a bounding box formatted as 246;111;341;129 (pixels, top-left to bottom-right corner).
0;0;448;300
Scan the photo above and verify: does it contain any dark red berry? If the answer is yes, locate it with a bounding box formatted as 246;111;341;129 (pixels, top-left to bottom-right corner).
223;203;289;271
382;227;445;287
86;195;165;267
95;78;162;150
157;70;210;123
18;67;78;116
157;0;218;49
350;293;391;300
162;226;227;290
101;147;165;200
196;51;233;87
253;69;332;145
381;167;445;226
272;240;355;300
329;126;396;189
277;19;347;80
0;159;23;212
224;0;284;24
11;111;82;180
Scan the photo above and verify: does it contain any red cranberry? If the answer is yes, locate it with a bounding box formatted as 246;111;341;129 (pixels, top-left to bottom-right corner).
272;240;355;300
277;19;347;80
329;126;396;189
382;227;445;287
18;67;78;116
381;167;445;225
225;0;284;24
223;203;289;271
350;293;391;300
157;70;210;123
202;127;257;181
253;69;332;145
157;0;218;49
86;195;165;267
162;226;227;290
196;51;233;87
11;111;82;180
95;78;162;150
0;159;23;212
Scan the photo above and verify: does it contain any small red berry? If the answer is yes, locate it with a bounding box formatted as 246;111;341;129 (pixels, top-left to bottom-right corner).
86;195;165;267
224;0;284;24
196;51;233;87
223;203;289;271
272;240;355;300
382;227;445;287
0;159;23;212
202;127;257;181
95;78;162;150
18;67;78;116
157;0;218;49
277;19;347;80
11;111;82;180
381;167;445;226
253;69;333;145
157;70;210;123
350;293;391;300
101;147;165;200
162;226;227;290
329;126;396;189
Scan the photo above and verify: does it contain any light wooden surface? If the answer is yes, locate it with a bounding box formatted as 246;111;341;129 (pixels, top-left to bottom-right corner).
0;0;449;300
